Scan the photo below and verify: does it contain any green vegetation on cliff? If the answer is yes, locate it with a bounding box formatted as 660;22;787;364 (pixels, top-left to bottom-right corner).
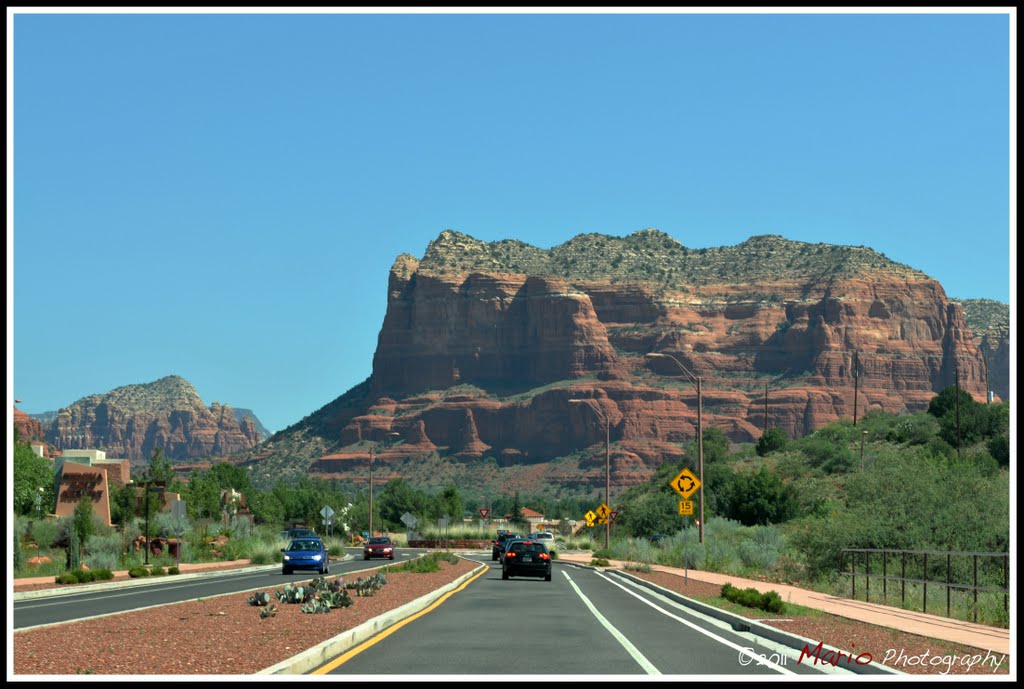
416;229;927;286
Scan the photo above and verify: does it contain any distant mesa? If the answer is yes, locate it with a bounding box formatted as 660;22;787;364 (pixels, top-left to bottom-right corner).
240;228;1004;492
39;375;266;464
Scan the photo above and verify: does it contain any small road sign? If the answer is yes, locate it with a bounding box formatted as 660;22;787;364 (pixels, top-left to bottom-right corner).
596;503;611;520
479;507;490;520
320;505;335;520
678;500;695;516
585;510;596;526
400;512;418;528
609;510;619;524
670;468;702;499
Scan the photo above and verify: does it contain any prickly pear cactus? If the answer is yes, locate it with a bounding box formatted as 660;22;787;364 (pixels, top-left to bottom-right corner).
259;604;278;620
247;591;271;606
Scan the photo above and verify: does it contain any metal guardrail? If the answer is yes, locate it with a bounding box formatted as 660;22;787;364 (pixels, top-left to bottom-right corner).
840;548;1009;622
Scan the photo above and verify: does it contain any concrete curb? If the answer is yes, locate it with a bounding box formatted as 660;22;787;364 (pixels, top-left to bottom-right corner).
259;558;488;675
13;555;356;601
604;568;903;676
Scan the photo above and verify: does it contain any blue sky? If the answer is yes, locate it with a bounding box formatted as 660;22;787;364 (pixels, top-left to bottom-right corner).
9;10;1014;434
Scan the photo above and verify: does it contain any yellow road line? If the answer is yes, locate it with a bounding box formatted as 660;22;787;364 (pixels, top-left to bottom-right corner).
312;564;489;674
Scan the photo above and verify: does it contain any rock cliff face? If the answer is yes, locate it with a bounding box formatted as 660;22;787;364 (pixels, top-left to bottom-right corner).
45;375;261;464
954;299;1010;402
14;407;45;442
266;229;993;491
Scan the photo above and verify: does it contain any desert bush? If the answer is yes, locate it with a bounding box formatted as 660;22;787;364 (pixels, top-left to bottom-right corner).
590;557;611;567
168;566;180;575
150;565;166;576
623;562;653;573
721;583;785;613
737;525;785;570
84;550;121;572
756;427;788;456
31;518;63;552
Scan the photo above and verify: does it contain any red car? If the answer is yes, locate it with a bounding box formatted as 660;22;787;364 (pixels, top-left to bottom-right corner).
363;536;395;560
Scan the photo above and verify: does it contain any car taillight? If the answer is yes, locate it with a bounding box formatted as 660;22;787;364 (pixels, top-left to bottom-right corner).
539;553;550;560
505;552;516;558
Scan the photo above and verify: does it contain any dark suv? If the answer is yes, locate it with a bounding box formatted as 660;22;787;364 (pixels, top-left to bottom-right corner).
492;532;521;560
502;540;552;581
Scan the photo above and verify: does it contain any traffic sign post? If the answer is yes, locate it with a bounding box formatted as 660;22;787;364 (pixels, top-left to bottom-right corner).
678;500;695;516
670;468;701;500
585;510;596;528
320;505;335;539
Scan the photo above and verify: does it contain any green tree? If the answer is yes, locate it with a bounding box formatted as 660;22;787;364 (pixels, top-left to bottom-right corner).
619;491;680;537
73;496;97;560
205;461;253;494
434;484;464;523
13;442;54;516
701;426;731;464
184;471;222;520
248;491;285;526
722;467;798;526
756;427;788;457
927;385;977;419
145;447;176;485
109;483;137;526
377;479;427;525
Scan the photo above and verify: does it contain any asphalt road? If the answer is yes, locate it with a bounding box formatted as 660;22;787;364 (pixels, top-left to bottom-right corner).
13;548;426;630
315;555;836;676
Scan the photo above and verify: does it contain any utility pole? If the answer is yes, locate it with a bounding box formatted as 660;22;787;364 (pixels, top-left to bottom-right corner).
764;382;769;431
955;364;961;460
853;351;860;427
983;352;990;403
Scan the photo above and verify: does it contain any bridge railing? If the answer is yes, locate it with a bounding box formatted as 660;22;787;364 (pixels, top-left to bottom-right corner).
839;548;1008;622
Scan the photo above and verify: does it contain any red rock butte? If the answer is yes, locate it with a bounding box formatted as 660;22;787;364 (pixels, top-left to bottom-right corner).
295;229;994;490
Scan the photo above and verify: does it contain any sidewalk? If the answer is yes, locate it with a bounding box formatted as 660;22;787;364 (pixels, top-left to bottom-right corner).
558;553;1010;655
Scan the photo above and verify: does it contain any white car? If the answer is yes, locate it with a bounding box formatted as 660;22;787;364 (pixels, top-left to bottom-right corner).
529;532;555;546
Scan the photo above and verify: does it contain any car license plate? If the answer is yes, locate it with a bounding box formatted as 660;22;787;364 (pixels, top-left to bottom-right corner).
523;556;532;562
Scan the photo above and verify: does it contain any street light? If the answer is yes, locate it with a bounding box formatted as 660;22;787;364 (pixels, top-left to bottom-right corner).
568;396;611;549
369;432;401;539
140;478;163;567
645;352;705;545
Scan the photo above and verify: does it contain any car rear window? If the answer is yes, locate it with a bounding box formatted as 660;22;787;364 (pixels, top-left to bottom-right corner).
511;543;546;554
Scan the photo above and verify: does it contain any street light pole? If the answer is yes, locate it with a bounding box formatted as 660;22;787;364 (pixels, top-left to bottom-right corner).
369;432;401;540
569;397;611;549
645;352;704;545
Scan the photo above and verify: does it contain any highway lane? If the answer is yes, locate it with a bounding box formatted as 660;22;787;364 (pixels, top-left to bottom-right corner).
13;548;426;630
316;556;835;676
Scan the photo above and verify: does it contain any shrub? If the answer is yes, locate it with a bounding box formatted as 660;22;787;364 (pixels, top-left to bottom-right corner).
150;565;166;576
756;427;788;456
167;566;180;575
721;582;785;613
590;558;611;567
128;566;151;578
623;562;653;573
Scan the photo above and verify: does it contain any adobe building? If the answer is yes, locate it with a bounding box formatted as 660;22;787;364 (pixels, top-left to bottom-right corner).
53;449;132;526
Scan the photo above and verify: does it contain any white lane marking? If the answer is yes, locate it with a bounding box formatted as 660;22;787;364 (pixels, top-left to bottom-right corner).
561;570;661;675
17;574;269;609
596;571;796;675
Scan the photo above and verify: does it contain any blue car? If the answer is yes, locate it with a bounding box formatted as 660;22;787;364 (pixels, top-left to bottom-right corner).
281;538;330;575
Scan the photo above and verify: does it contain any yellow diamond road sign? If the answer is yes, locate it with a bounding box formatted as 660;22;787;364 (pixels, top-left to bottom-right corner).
670;468;701;499
596;503;611;520
585;510;596;526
